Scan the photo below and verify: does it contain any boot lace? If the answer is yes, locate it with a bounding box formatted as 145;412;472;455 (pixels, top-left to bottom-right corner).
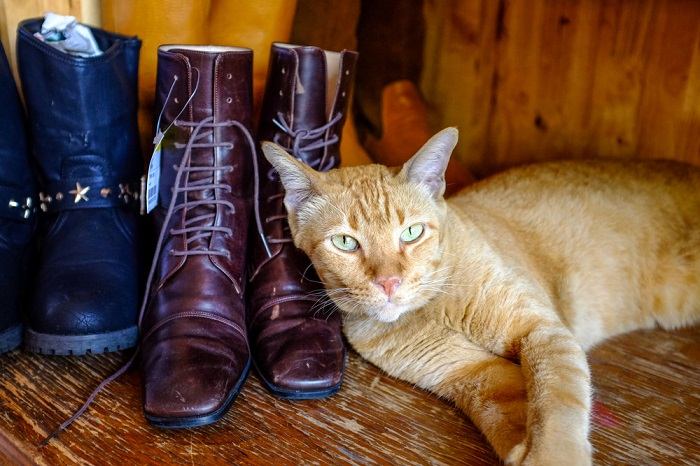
263;111;343;247
40;115;269;445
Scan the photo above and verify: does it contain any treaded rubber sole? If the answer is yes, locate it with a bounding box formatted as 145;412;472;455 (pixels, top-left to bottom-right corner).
145;357;252;429
0;324;22;354
255;351;347;400
24;326;138;356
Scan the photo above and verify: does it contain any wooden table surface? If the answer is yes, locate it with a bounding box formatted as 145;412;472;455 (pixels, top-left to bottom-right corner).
0;326;697;465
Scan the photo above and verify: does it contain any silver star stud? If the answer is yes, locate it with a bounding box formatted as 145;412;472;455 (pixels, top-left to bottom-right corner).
69;182;90;203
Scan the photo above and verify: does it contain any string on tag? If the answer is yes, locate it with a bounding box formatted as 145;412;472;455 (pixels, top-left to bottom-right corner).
153;68;201;145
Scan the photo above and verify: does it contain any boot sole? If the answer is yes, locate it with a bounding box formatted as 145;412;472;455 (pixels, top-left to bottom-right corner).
0;324;22;354
145;357;251;429
24;326;138;356
261;379;343;400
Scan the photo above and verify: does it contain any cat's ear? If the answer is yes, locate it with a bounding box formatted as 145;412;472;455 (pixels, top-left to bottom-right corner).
261;142;320;212
399;127;458;198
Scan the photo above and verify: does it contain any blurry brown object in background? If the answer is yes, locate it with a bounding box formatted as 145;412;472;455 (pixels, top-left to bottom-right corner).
338;103;374;167
350;0;474;190
365;80;475;195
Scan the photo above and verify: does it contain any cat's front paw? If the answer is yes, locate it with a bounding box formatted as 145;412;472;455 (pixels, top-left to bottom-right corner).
504;441;527;465
520;439;592;466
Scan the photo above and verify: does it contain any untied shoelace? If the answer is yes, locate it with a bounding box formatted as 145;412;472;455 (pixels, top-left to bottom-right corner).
40;82;270;446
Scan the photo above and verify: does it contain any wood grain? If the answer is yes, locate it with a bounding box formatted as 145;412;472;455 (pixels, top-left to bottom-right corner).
0;326;696;464
421;0;700;177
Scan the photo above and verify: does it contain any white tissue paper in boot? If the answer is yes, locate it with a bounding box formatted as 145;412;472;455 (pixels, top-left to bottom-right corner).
34;12;102;57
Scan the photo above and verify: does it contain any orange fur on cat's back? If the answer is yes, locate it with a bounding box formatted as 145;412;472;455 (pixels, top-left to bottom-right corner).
452;160;700;349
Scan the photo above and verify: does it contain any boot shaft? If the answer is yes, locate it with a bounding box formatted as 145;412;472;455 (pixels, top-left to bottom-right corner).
16;18;142;186
250;44;358;276
149;46;256;300
258;43;358;171
154;46;254;205
0;42;33;191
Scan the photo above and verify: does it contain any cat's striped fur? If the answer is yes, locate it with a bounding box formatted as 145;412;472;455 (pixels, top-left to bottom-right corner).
262;128;700;465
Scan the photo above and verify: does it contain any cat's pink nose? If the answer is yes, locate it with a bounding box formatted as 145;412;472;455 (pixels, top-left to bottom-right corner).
375;276;402;299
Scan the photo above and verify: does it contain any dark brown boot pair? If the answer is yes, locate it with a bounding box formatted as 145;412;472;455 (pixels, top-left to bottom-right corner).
140;43;357;427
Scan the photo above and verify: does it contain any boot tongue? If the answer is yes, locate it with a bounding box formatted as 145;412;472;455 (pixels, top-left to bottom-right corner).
292;48;328;164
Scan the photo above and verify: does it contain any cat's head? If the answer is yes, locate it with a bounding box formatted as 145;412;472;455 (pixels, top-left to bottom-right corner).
262;128;458;323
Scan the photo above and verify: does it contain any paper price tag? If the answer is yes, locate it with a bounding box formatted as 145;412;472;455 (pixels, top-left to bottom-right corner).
146;141;162;214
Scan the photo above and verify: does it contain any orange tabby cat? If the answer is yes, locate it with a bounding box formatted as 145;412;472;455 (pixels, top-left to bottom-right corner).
261;128;700;465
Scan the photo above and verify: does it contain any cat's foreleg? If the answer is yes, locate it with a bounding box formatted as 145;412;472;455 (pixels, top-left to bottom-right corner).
497;314;593;466
345;320;528;464
435;351;529;464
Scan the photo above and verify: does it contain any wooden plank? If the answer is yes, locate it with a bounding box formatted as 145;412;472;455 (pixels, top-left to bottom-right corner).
421;0;501;177
588;327;700;464
0;325;696;464
487;0;602;172
635;0;700;164
423;0;700;176
0;350;495;464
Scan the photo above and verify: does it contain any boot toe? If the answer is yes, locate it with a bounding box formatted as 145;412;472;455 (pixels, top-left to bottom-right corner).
143;331;250;426
255;315;345;396
31;262;137;335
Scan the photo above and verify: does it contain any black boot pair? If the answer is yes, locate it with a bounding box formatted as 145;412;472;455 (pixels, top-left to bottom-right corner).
0;18;143;356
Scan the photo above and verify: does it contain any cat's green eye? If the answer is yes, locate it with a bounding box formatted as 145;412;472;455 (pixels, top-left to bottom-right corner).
400;223;425;243
331;234;359;252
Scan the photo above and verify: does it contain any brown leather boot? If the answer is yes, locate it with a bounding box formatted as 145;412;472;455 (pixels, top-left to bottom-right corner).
140;45;259;427
248;43;357;398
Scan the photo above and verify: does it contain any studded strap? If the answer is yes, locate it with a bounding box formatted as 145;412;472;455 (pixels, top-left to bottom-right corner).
40;176;143;213
0;185;36;221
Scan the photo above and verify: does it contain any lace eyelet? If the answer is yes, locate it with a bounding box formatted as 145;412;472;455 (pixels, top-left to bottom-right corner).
226;97;232;104
226;73;232;80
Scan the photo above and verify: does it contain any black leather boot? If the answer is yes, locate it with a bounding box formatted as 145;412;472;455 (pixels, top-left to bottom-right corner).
17;18;143;355
0;42;36;353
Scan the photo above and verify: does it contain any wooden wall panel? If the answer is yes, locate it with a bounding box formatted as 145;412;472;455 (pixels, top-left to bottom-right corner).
635;0;700;162
421;0;501;176
423;0;700;177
